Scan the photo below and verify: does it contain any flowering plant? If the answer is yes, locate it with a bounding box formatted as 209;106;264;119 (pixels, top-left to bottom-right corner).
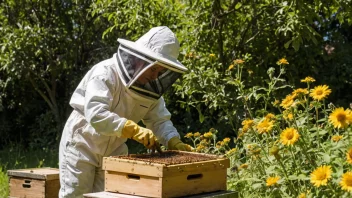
186;58;352;197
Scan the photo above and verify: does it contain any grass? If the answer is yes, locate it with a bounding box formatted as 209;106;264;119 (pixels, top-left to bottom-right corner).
0;139;146;197
0;167;8;197
0;146;59;197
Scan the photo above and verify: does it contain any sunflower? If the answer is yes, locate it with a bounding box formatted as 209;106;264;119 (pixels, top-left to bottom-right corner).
283;110;294;121
193;132;201;137
329;107;352;129
298;193;306;198
234;59;244;64
203;132;213;138
273;99;280;107
347;148;352;164
184;133;193;138
340;172;352;192
280;94;296;109
228;64;234;70
292;88;309;96
310;165;332;187
265;113;276;120
310;85;332;101
331;135;343;142
266;176;280;187
301;76;316;83
226;148;237;156
209;53;216;58
222;137;231;144
242;119;254;133
256;119;274;134
196;145;205;152
277;58;289;65
280;128;300;146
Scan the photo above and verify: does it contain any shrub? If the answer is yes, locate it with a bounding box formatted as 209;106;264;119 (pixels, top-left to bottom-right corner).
190;59;352;197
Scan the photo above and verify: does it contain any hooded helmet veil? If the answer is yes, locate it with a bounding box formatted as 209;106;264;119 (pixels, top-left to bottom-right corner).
115;26;187;99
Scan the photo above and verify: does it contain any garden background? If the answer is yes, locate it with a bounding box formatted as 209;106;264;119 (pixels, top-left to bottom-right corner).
1;0;352;197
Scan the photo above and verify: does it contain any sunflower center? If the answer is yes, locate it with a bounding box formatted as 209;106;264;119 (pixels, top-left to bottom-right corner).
286;132;294;140
337;113;346;122
317;173;326;180
316;90;323;95
346;177;352;186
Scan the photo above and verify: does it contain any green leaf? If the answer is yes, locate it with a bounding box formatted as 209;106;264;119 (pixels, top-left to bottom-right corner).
196;104;205;123
235;3;242;9
321;152;331;163
318;130;328;135
292;37;300;51
284;40;292;49
252;182;263;189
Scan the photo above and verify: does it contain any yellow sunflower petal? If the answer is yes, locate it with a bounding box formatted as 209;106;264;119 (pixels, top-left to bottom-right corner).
310;165;332;187
329;107;352;129
309;85;332;101
280;127;300;146
266;176;280;187
340;171;352;192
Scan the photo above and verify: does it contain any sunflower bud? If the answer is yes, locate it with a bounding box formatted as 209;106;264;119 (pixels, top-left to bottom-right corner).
269;146;281;160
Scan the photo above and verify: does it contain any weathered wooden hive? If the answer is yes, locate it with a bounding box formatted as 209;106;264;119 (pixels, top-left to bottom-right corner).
7;167;60;198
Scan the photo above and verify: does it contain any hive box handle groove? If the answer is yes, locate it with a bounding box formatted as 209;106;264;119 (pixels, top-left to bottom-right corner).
127;174;140;180
187;174;203;180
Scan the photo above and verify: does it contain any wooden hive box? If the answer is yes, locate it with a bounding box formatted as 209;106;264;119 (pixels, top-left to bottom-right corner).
103;151;230;198
7;167;60;198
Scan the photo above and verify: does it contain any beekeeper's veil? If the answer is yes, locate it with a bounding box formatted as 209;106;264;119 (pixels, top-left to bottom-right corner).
115;26;187;99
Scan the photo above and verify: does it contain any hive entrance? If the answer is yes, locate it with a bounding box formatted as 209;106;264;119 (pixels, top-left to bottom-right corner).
113;151;219;165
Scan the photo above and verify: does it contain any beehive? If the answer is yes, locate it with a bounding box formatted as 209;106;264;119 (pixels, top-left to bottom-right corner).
7;167;60;198
103;151;230;198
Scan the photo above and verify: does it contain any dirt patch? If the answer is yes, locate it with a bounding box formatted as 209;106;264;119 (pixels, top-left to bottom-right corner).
113;151;219;165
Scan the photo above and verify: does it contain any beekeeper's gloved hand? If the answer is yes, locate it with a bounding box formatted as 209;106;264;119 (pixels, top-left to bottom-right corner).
121;120;157;149
168;137;192;151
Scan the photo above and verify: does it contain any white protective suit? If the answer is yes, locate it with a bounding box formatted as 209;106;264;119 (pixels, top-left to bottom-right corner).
59;26;187;197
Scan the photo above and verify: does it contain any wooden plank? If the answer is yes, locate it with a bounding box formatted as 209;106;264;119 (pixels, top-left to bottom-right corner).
162;169;227;197
174;151;225;158
185;190;238;198
103;157;164;177
84;191;143;198
105;171;161;198
9;177;45;198
45;179;60;198
163;158;230;177
83;191;237;198
7;167;59;180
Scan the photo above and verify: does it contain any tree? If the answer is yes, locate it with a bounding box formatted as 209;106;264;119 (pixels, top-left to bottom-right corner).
0;0;115;143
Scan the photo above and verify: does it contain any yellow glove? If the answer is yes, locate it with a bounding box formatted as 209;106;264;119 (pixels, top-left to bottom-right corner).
121;120;157;149
168;137;192;151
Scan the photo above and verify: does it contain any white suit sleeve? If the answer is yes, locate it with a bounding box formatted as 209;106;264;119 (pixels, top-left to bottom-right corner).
84;76;127;136
142;97;180;146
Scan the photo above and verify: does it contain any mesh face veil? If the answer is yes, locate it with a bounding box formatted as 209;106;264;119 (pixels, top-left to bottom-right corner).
116;45;183;99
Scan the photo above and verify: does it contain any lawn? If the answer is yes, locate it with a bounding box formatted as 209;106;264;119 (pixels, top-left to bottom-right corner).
0;146;59;197
0;140;145;197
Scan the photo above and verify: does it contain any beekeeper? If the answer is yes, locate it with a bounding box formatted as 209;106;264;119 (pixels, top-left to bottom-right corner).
59;26;192;197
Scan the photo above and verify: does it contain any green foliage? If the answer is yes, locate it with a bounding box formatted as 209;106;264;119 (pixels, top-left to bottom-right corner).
0;145;59;198
0;167;9;198
191;62;352;197
1;0;352;159
0;0;119;141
